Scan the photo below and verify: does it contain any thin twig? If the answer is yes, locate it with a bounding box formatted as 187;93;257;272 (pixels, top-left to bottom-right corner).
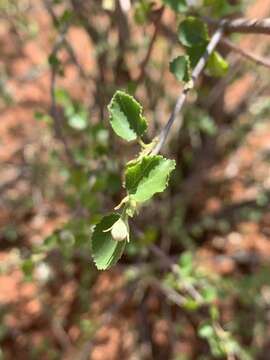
151;277;187;306
152;27;224;155
44;2;79;166
0;169;28;196
77;281;137;360
150;245;203;303
205;17;270;35
221;38;270;68
63;39;89;78
45;1;88;78
136;6;164;84
49;36;78;167
70;0;108;119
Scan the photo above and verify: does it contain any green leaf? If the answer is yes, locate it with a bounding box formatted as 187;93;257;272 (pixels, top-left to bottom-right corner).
183;299;200;311
187;44;207;67
134;0;152;25
201;286;217;302
58;9;73;26
68;112;88;130
125;155;176;203
48;54;61;69
198;323;214;338
163;0;188;13
22;258;35;280
34;111;51;124
178;17;208;48
204;0;240;17
169;55;191;83
91;214;126;270
206;51;229;77
55;88;70;105
178;251;193;276
108;91;147;142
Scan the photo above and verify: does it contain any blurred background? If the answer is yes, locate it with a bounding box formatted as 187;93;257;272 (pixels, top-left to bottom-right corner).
1;0;270;359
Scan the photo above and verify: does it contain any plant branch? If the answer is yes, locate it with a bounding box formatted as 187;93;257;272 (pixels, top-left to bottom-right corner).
49;28;78;167
78;280;137;360
0;168;28;196
220;38;270;68
49;68;77;167
152;27;224;155
150;245;203;303
205;17;270;35
63;39;89;78
136;6;164;84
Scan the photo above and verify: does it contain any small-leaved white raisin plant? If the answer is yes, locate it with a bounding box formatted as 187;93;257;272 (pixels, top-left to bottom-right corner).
91;91;176;270
90;10;230;270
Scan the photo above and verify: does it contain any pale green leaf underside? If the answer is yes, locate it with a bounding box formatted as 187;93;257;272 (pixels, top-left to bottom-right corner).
206;51;229;77
91;214;126;270
125;155;176;203
108;90;147;141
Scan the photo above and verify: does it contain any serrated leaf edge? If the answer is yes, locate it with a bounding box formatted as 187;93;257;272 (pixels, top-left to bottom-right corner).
178;16;209;48
108;90;147;141
90;213;126;270
169;55;191;83
125;155;176;201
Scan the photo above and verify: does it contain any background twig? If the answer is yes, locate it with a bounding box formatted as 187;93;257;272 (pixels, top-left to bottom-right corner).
205;17;270;35
221;38;270;68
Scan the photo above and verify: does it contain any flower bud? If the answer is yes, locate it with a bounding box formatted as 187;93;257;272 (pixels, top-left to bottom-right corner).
111;218;128;241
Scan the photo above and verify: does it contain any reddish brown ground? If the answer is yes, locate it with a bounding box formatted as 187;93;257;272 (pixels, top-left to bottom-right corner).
1;0;270;359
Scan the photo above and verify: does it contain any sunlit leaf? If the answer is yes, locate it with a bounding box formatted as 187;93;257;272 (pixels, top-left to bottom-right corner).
206;51;229;77
198;323;214;338
68;113;88;130
108;90;147;141
125;155;176;203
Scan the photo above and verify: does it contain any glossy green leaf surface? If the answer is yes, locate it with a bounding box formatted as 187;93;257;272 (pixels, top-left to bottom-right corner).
108;91;147;141
125;155;176;203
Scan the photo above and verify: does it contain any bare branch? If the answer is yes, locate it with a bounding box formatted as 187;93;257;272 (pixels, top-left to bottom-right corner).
63;39;89;78
221;38;270;68
44;0;81;166
48;27;78;167
205;17;270;35
77;281;137;360
0;168;28;196
136;6;165;84
49;67;77;167
150;245;203;303
151;278;187;306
